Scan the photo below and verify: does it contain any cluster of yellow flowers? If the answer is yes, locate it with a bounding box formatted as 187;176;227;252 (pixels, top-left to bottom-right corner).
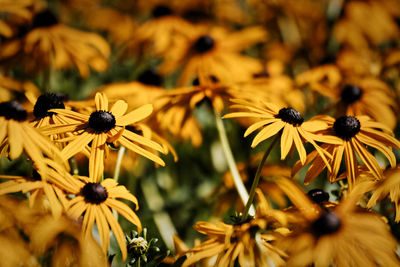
1;0;400;266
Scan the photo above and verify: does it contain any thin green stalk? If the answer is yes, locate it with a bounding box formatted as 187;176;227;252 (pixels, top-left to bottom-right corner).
114;145;126;182
215;113;254;215
241;134;280;221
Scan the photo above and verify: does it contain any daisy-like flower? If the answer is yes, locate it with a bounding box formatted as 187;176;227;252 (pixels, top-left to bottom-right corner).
123;3;195;59
156;76;235;146
182;218;286;267
0;0;33;38
0;100;64;177
223;99;336;166
233;60;306;114
158;25;267;85
0;8;110;77
31;92;70;128
275;178;400;267
99;69;165;107
334;0;399;50
0;159;79;218
0;75;41;103
367;166;400;222
296;52;397;129
293;115;400;189
66;177;142;261
40;93;165;181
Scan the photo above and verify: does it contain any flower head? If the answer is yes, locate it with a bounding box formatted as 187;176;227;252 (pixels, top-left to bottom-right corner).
66;177;141;260
293;115;400;189
41;93;166;181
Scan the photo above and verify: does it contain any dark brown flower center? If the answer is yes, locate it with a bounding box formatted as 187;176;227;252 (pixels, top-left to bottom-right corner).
333;116;360;140
181;9;209;23
0;101;27;121
81;183;108;204
312;212;341;237
152;5;173;18
34;93;67;119
192;75;218;86
192;35;215;53
340;85;363;104
88;111;116;133
137;69;163;87
307;189;329;204
32;9;59;29
275;108;304;126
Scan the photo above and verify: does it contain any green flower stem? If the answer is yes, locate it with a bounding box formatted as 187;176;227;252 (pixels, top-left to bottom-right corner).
241;134;280;221
114;145;126;182
215;113;254;215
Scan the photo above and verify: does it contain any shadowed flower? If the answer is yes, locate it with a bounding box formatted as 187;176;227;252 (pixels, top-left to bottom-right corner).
0;0;33;37
296;63;397;129
40;93;166;181
275;177;400;267
0;100;64;177
66;177;141;261
182;218;286;267
367;166;400;222
0;8;110;77
293;115;400;189
158;25;267;85
0;159;79;217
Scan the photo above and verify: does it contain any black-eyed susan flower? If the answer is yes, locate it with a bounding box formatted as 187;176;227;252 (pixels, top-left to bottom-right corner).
293;115;400;189
334;0;399;50
156;76;235;146
223;99;336;166
158;25;267;86
182;218;286;267
275;177;400;267
296;54;397;129
31;92;70;128
0;8;110;77
40;93;165;181
66;177;142;261
123;3;195;59
233;60;306;114
0;75;40;103
367;166;400;222
0;100;64;177
0;158;80;217
0;0;33;38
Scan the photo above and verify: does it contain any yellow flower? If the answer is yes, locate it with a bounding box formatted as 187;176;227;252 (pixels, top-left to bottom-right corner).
293;115;400;189
182;219;286;267
275;178;400;267
0;101;64;177
296;53;396;129
123;6;194;58
367;166;400;222
223;99;335;166
0;9;110;77
41;93;166;181
334;0;399;50
156;76;236;146
233;60;306;114
0;0;33;38
158;25;267;86
66;177;141;261
0;158;80;217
